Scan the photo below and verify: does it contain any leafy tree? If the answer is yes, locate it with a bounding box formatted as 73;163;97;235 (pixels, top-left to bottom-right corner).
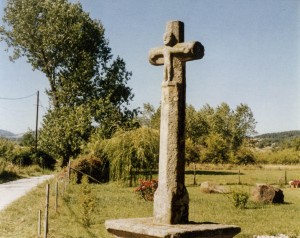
233;145;256;165
200;133;230;164
0;138;15;161
292;138;300;151
186;105;209;143
1;0;136;123
1;0;138;163
1;0;110;107
39;105;93;167
20;130;35;147
231;104;257;151
139;103;160;130
196;103;256;164
185;137;200;184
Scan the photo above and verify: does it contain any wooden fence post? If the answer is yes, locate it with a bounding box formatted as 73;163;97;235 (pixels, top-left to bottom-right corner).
38;210;41;238
55;181;58;212
44;184;49;238
67;160;71;184
285;170;287;185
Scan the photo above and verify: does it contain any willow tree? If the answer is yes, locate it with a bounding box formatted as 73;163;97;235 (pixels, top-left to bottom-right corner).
102;127;159;186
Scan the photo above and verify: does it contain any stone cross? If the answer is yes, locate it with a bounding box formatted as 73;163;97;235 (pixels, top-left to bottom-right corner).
149;21;204;224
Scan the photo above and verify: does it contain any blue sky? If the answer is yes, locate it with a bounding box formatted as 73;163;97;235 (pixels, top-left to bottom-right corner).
0;0;299;134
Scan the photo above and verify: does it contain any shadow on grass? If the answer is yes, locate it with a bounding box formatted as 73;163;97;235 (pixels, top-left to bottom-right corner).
0;170;22;183
185;170;242;176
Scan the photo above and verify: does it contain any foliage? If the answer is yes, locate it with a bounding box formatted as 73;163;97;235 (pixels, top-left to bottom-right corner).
11;146;32;166
79;175;96;227
233;145;256;165
20;130;35;147
191;103;257;164
96;127;159;185
0;138;15;161
185;138;200;164
139;103;160;129
38;105;93;167
200;133;230;164
30;150;56;170
141;102;257;165
71;155;109;183
1;0;135;112
231;189;249;209
9;146;56;169
1;0;137;165
255;131;300;150
254;148;300;164
134;179;158;201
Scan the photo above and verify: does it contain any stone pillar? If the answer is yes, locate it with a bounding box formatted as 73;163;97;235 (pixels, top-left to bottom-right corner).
105;20;241;238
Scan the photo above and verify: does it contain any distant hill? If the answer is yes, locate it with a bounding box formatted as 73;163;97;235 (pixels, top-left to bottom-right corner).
255;130;300;148
0;129;25;140
256;130;300;140
0;129;15;138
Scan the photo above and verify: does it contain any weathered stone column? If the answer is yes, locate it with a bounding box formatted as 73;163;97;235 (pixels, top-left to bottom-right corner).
149;21;204;224
153;21;188;224
105;20;241;238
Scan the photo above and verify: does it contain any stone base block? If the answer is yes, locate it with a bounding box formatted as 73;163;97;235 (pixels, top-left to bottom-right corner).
105;217;241;238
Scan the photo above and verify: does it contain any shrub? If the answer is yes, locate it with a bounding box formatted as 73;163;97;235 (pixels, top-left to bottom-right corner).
30;150;56;170
231;190;249;209
71;155;109;183
79;175;96;227
0;138;15;161
234;147;256;165
11;147;32;166
134;179;158;201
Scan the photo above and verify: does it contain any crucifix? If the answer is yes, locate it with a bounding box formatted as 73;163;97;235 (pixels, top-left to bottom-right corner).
149;21;204;224
105;21;241;238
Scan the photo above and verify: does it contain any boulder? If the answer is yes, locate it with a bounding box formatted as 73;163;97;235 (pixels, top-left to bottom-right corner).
251;184;284;204
200;181;229;194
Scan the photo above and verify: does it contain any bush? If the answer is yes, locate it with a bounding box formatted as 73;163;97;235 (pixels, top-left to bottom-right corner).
0;138;15;161
79;175;96;227
134;179;158;201
254;149;300;164
234;147;256;165
11;147;32;166
30;150;56;170
71;155;109;183
231;190;249;209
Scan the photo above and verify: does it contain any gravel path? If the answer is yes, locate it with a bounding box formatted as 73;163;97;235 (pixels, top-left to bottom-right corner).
0;174;54;211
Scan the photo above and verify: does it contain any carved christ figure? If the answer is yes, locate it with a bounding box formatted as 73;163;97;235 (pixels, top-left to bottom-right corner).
149;31;204;83
163;31;188;81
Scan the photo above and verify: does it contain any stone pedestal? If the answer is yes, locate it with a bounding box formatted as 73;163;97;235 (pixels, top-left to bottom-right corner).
105;218;241;238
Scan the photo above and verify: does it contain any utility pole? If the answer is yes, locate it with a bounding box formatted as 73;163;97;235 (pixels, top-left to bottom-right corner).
35;90;39;152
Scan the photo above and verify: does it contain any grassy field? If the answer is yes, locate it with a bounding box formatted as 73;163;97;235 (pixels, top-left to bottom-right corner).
0;165;300;237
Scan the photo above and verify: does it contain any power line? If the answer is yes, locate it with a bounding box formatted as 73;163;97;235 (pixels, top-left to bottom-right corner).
0;92;36;100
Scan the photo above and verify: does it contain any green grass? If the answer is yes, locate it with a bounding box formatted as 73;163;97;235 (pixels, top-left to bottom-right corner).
1;165;300;237
0;163;53;184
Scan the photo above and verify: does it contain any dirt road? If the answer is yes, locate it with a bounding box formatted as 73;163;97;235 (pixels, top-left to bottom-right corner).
0;175;54;211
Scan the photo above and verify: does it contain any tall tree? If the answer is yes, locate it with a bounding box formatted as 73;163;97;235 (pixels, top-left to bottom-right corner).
1;0;135;118
38;105;93;166
1;0;137;164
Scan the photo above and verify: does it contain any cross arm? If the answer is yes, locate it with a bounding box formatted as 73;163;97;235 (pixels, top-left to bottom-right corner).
149;41;204;66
